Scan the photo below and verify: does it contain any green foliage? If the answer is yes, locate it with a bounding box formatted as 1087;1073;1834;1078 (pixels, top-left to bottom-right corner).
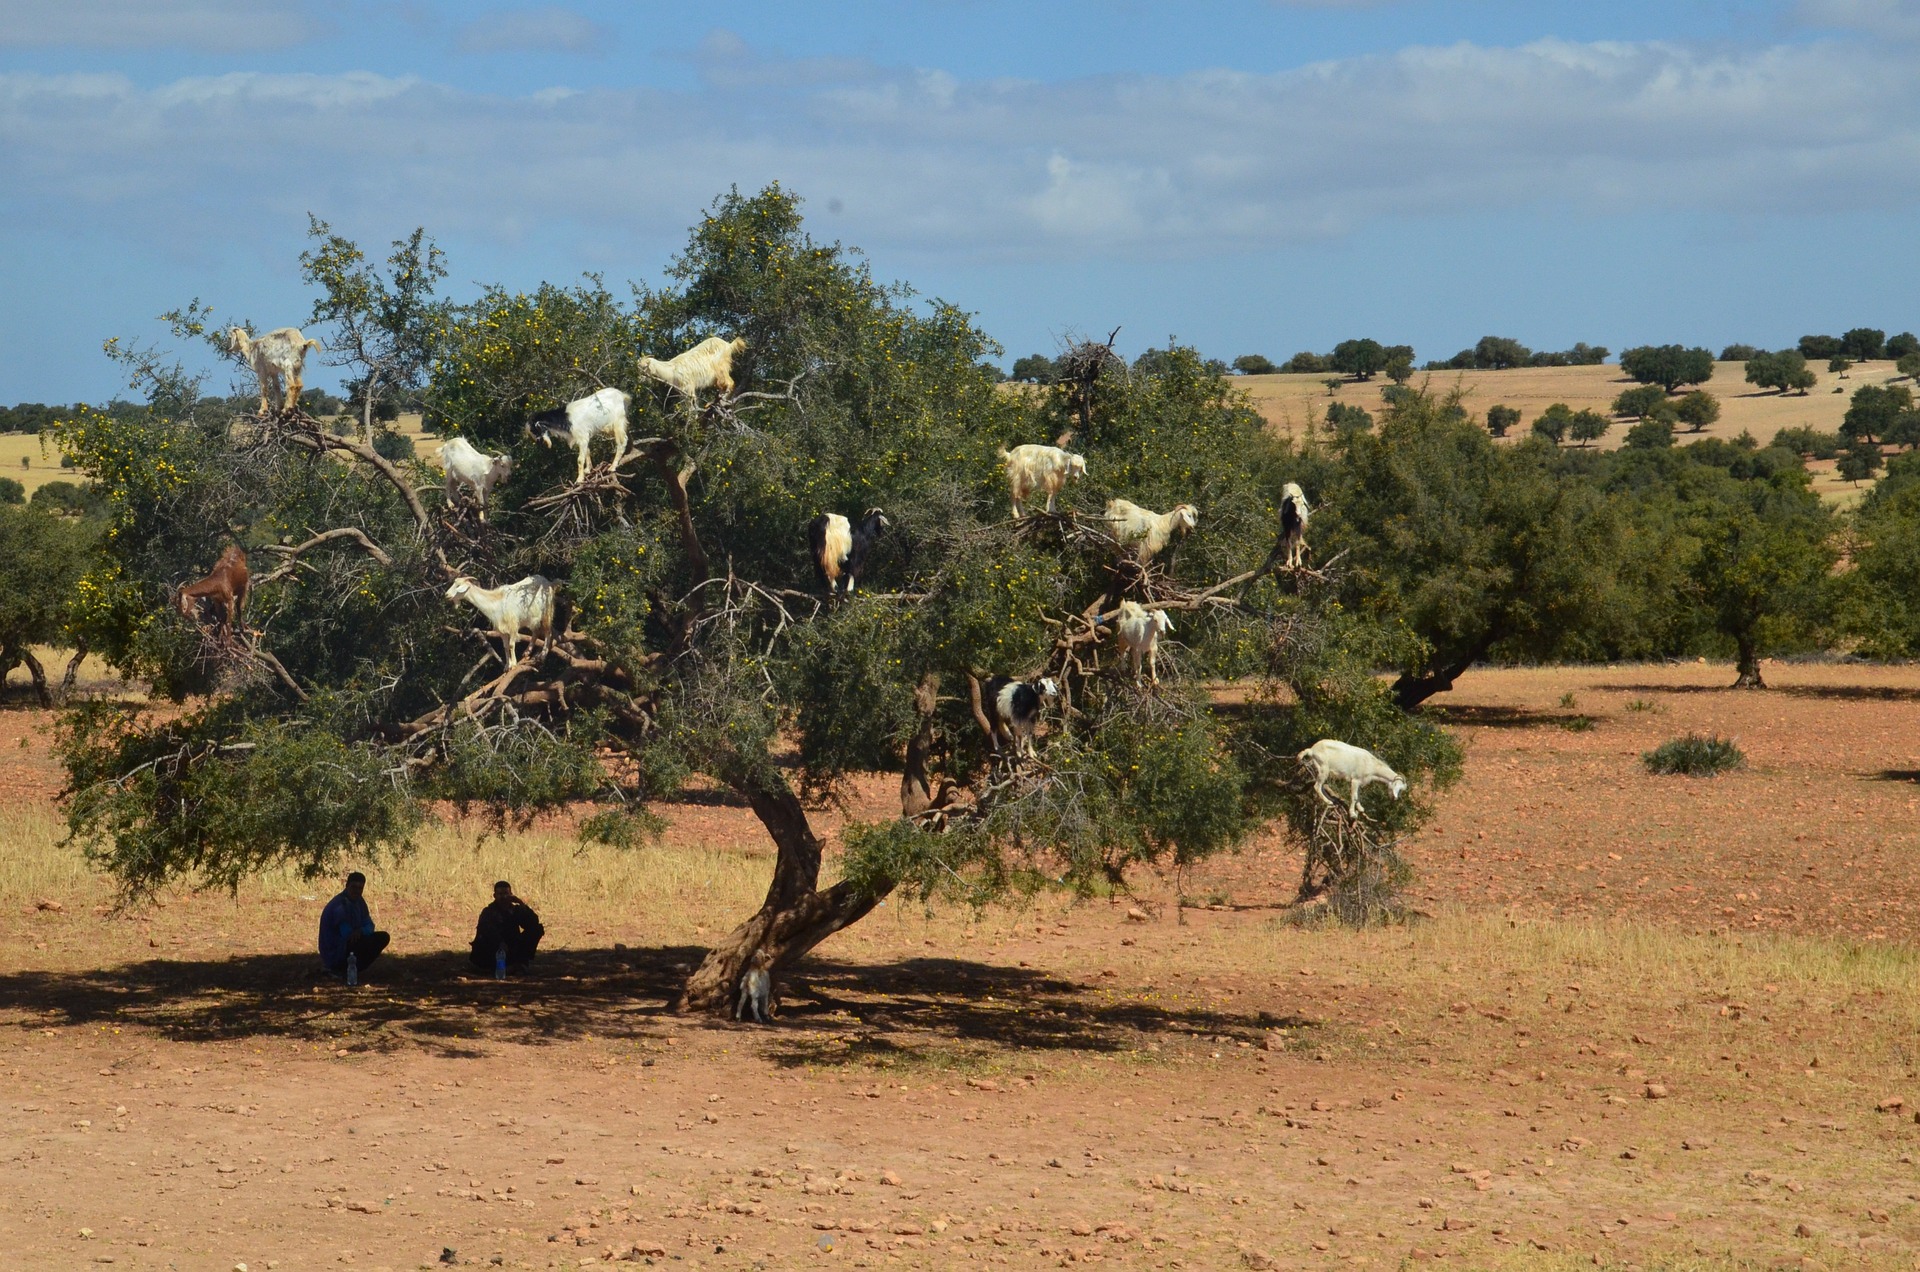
0;402;67;434
1527;343;1609;367
1484;404;1519;438
1838;441;1880;484
1623;417;1675;449
1612;385;1669;420
1642;734;1744;777
1720;344;1760;362
1842;384;1910;444
0;477;22;505
1887;332;1920;360
1770;427;1837;459
1798;334;1842;361
301;218;449;436
1619;344;1715;392
1828;356;1853;375
1898;351;1920;382
1009;354;1057;383
1745;349;1817;395
1232;354;1277;376
1472;336;1530;370
370;428;415;462
1842;452;1920;654
1282;351;1328;374
1531;403;1573;444
1330;338;1386;380
0;502;97;685
1568;409;1611;447
1325;401;1373;434
1841;328;1886;361
1673;391;1721;432
29;480;105;518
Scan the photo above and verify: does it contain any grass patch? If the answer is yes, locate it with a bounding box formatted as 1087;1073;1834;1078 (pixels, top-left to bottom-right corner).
1643;733;1745;776
1558;714;1597;732
1624;698;1664;714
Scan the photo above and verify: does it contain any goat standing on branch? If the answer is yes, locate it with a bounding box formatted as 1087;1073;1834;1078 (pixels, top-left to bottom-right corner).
1110;600;1174;685
1280;481;1311;569
998;444;1086;517
980;674;1059;757
1297;739;1406;818
528;388;629;484
445;574;556;667
1104;498;1198;564
228;327;323;416
178;544;250;636
437;437;514;522
806;508;888;597
639;335;746;408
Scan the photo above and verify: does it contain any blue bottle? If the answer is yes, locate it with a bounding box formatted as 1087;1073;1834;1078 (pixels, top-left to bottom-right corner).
346;952;358;987
494;944;507;981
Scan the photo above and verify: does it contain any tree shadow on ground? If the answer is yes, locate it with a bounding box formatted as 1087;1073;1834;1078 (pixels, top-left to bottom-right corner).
1424;705;1590;730
1775;684;1920;703
0;945;1317;1066
1592;682;1735;696
1864;769;1920;784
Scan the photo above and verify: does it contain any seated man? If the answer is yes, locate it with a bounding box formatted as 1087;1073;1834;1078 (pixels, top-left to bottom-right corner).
318;871;390;978
470;880;544;974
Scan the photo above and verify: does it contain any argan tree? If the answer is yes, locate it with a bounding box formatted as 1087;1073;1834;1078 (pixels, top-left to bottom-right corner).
54;187;1454;1012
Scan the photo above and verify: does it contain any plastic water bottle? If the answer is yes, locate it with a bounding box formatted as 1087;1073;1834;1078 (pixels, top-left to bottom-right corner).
345;952;358;987
494;944;507;981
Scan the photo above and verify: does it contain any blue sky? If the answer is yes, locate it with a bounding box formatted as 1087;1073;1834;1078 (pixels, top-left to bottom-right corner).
4;0;1920;401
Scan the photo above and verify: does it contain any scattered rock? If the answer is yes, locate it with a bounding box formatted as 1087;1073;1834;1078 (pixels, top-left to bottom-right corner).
1126;907;1149;922
1876;1096;1905;1113
1644;1083;1669;1100
879;1170;900;1186
1262;1033;1285;1053
35;898;63;912
1795;1223;1814;1238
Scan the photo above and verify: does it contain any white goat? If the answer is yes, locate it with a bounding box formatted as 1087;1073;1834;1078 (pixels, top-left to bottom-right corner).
1279;482;1311;569
1296;739;1407;818
1105;498;1199;564
1111;600;1174;684
528;388;629;483
998;444;1087;517
228;326;323;415
639;336;746;404
437;437;514;522
445;574;556;666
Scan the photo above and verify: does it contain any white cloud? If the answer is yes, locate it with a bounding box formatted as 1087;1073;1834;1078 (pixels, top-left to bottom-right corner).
0;0;321;50
3;34;1920;265
455;7;610;56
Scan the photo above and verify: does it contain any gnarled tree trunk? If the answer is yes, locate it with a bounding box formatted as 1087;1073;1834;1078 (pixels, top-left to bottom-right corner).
676;769;891;1014
1732;636;1765;689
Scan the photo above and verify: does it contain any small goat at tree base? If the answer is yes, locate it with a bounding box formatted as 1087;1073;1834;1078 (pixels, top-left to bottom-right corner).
1296;738;1406;818
998;444;1087;517
527;388;630;484
806;508;889;596
445;574;556;667
178;544;250;635
228;327;323;416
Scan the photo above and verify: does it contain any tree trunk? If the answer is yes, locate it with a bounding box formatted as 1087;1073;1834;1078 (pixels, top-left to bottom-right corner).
59;641;87;702
1732;636;1766;689
18;648;51;708
1390;634;1499;711
676;769;891;1015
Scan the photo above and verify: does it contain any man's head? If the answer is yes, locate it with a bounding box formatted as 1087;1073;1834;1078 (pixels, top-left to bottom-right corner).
345;871;366;897
494;880;513;902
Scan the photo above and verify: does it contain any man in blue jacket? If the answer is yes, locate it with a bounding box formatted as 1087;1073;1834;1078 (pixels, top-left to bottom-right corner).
318;871;390;978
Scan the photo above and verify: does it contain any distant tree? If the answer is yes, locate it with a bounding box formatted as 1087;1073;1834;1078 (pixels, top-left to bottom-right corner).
1428;349;1477;371
1886;332;1920;360
1330;338;1387;380
1232;354;1278;376
1772;426;1842;460
1745;350;1817;395
1010;354;1057;383
1683;469;1836;688
1673;391;1721;433
1531;402;1574;444
1485;404;1519;438
1566;342;1610;365
1828;356;1853;375
0;502;96;705
1838;440;1881;484
1322;377;1345;396
1897;351;1920;382
0;477;21;505
1883;408;1920;449
1471;336;1531;370
1385;354;1415;386
1619;344;1715;393
1623;417;1675;449
1841;384;1912;445
1568;409;1611;447
1326;401;1374;433
1283;351;1329;374
1719;343;1760;362
371;428;415;462
1841;328;1886;361
30;480;105;518
1841;452;1920;655
1798;334;1842;361
1612;384;1670;419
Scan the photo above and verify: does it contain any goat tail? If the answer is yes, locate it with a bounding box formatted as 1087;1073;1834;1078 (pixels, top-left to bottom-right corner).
995;447;1011;462
304;337;325;354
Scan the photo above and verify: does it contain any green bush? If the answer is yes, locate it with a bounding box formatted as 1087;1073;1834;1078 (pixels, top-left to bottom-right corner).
1485;404;1519;438
0;477;22;505
370;428;415;462
1642;734;1745;777
1772;426;1842;459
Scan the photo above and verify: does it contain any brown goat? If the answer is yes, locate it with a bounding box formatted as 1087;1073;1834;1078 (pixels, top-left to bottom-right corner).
178;545;250;634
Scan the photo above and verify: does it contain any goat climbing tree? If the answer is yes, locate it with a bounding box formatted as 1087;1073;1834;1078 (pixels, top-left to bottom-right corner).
55;185;1457;1012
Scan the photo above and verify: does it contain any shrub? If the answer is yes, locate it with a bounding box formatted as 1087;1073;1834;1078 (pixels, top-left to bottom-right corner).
1623;417;1675;449
1612;384;1669;419
1325;401;1374;433
0;477;21;505
1829;356;1853;375
1568;409;1610;447
1720;343;1760;362
1232;354;1277;376
1282;351;1329;374
1619;344;1715;392
1485;404;1519;438
1009;354;1057;383
1798;334;1843;360
1898;351;1920;381
1642;734;1744;777
1531;402;1574;444
1745;349;1817;395
371;428;416;462
1673;390;1721;432
1772;426;1842;459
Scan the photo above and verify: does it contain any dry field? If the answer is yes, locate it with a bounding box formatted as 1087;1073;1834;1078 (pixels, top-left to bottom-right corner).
5;661;1920;1270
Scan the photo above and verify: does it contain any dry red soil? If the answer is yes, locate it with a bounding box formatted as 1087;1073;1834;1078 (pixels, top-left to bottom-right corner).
5;662;1920;1271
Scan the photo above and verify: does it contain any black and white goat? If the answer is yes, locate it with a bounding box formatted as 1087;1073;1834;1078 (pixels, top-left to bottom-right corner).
1279;481;1311;569
981;674;1060;758
527;387;630;483
806;508;889;596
